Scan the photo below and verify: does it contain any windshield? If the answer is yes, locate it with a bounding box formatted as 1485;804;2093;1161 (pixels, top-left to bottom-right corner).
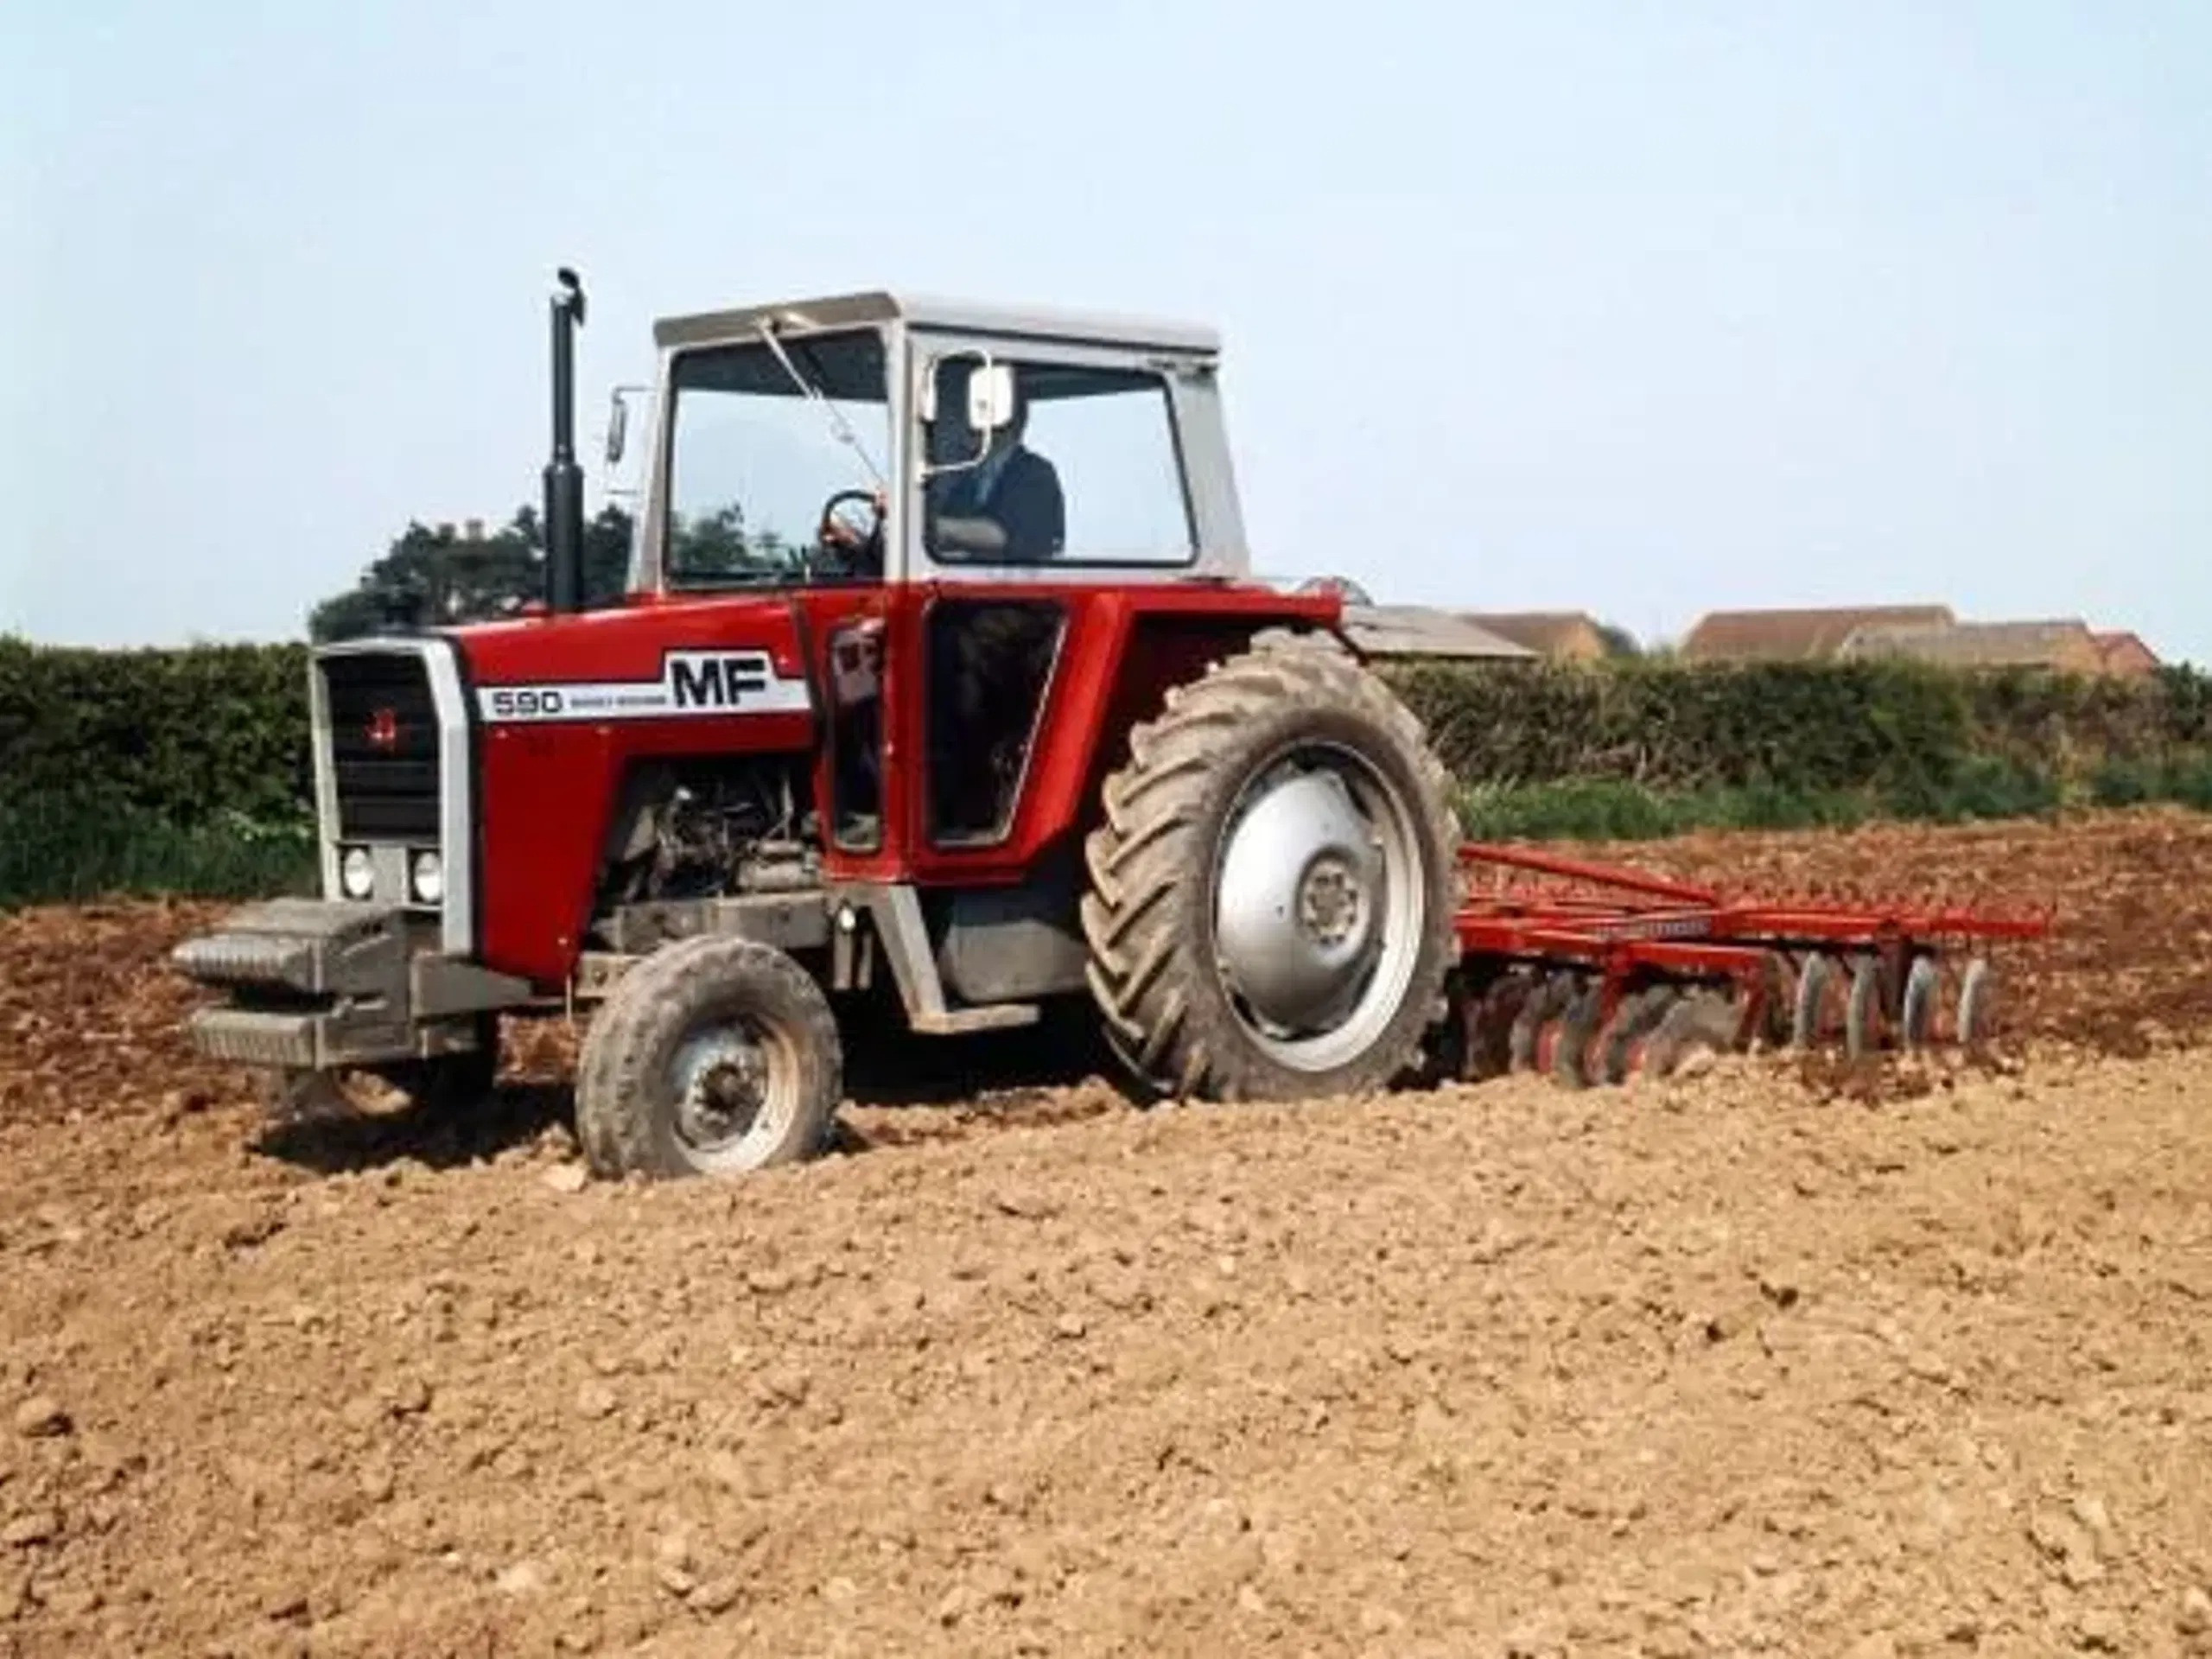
664;328;887;586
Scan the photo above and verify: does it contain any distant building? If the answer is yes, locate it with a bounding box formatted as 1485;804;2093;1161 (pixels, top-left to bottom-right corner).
1459;612;1612;662
1680;605;1957;662
1837;619;2108;674
2092;631;2161;677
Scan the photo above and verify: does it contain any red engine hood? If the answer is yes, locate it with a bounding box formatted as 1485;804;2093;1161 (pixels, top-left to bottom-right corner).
443;593;822;987
453;594;811;690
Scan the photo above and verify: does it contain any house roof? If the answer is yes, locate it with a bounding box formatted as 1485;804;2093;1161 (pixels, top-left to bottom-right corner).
653;290;1221;355
1459;612;1607;654
1340;605;1538;661
2093;631;2159;668
1839;619;2101;668
1681;605;1956;661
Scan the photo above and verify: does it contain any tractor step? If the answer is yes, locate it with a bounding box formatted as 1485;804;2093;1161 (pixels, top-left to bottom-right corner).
908;1002;1040;1036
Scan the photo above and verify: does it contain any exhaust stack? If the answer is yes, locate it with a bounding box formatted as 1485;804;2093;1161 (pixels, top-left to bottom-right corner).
543;267;587;614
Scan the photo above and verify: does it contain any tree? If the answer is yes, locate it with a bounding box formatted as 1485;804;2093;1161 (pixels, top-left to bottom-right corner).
309;504;637;641
666;505;748;578
1593;620;1642;659
582;505;633;600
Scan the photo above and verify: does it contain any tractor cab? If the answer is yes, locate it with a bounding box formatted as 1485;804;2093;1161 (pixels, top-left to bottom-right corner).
603;291;1251;594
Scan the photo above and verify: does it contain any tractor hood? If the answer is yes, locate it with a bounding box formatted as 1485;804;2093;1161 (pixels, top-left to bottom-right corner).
449;594;817;726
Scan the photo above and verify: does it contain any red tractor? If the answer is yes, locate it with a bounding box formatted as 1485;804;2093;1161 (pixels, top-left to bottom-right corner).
174;273;2046;1179
175;273;1465;1177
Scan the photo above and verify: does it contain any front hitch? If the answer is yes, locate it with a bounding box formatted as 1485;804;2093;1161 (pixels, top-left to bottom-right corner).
172;899;527;1071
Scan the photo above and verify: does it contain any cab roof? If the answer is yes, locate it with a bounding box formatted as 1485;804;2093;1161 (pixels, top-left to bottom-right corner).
652;290;1221;358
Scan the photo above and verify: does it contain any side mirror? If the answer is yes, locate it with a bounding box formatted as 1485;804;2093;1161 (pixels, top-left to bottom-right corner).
604;390;629;467
918;351;1014;479
605;384;654;469
967;363;1015;434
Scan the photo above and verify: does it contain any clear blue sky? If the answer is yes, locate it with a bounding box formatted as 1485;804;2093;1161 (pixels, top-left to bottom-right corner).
5;1;2208;661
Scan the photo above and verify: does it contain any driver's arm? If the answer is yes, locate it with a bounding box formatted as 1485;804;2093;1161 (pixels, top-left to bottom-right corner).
820;487;887;574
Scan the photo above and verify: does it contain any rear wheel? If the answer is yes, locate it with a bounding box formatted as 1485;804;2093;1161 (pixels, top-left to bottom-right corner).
1080;632;1459;1102
575;937;842;1179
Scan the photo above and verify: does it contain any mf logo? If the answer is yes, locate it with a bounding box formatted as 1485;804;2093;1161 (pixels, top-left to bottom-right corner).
474;646;811;724
669;652;774;709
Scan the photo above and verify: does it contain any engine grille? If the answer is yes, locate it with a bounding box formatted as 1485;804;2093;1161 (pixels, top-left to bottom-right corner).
322;652;441;842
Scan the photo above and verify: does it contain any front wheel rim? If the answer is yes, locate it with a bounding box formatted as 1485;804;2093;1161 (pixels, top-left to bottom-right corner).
1210;741;1429;1074
668;1019;799;1171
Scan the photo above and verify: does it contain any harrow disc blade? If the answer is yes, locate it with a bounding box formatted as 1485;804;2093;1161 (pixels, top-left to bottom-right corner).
1846;955;1885;1060
1956;957;1995;1048
1459;968;1538;1081
1509;971;1578;1074
1593;986;1677;1085
1633;988;1743;1079
1899;955;1940;1052
1550;980;1607;1090
1792;952;1847;1050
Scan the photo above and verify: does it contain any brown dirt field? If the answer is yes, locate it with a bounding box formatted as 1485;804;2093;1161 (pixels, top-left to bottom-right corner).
2;809;2210;1656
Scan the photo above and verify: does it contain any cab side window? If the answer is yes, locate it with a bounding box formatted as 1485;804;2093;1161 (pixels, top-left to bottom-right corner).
925;362;1195;568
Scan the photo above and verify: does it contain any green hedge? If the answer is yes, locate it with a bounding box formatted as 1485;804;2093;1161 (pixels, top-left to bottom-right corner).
0;638;312;830
1382;656;2212;796
2;637;2209;904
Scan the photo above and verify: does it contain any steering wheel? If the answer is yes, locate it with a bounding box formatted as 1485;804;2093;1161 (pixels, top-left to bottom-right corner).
817;488;884;575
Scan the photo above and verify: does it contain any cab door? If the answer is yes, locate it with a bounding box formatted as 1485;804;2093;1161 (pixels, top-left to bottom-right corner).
914;590;1071;853
792;588;906;882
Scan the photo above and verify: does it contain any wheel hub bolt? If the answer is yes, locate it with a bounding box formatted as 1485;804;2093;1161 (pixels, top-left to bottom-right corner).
1298;856;1362;947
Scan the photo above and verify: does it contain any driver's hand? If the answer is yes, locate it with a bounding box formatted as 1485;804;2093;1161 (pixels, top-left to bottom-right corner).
824;486;887;550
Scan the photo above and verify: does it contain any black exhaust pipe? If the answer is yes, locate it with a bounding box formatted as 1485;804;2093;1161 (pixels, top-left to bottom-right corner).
543;267;587;614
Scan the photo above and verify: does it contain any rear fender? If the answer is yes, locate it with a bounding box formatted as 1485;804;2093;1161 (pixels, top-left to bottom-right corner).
1067;608;1345;847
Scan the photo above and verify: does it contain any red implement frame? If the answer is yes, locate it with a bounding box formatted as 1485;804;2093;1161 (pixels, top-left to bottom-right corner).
1452;841;2053;1039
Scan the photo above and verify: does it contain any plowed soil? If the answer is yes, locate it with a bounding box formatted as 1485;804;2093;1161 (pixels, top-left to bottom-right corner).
2;809;2210;1657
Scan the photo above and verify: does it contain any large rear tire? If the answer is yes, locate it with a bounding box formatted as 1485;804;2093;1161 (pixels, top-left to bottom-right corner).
575;937;842;1180
1080;631;1459;1102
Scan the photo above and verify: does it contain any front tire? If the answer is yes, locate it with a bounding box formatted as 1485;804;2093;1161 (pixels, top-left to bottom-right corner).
1081;631;1459;1102
575;938;842;1180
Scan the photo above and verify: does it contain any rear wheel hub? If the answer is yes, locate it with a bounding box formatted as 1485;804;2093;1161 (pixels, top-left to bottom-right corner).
1211;747;1426;1073
1296;853;1365;947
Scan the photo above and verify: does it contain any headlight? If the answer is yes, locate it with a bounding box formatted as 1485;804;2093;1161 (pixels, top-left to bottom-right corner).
340;846;374;899
410;849;444;906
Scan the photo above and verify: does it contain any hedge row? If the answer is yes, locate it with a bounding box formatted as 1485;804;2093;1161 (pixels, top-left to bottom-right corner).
1383;656;2212;795
3;636;2209;840
0;638;313;830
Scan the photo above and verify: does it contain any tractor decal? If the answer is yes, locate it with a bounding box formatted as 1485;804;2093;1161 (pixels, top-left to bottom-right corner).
476;648;812;724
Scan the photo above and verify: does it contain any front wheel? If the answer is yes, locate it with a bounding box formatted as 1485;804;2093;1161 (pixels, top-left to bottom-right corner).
575;937;842;1179
1081;631;1459;1102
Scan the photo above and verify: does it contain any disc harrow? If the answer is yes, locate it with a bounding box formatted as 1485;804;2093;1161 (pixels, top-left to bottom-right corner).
1439;842;2052;1086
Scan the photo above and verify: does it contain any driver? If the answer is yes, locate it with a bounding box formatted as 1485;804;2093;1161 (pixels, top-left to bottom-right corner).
820;365;1066;570
925;371;1065;563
